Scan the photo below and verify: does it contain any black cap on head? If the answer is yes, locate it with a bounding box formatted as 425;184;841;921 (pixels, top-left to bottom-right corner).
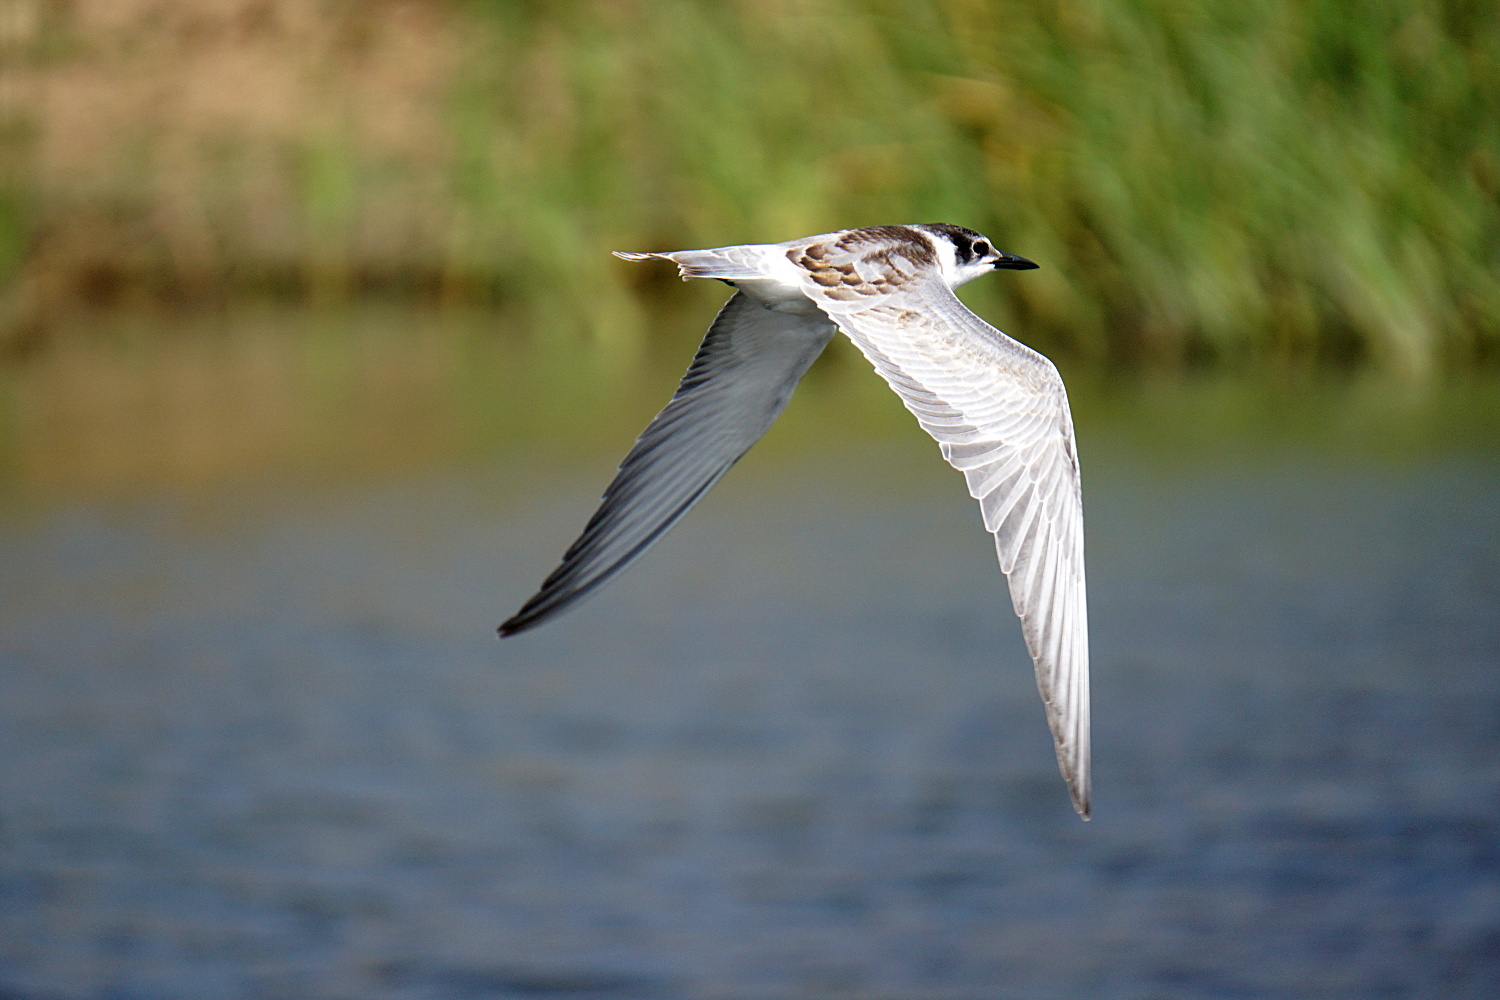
920;223;1038;270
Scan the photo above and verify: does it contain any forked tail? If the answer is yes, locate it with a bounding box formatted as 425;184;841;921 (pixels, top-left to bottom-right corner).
614;249;764;282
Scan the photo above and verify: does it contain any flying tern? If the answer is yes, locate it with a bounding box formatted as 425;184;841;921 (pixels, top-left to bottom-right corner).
500;224;1091;818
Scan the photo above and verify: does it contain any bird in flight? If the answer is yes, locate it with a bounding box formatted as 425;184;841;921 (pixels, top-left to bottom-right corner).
500;224;1091;818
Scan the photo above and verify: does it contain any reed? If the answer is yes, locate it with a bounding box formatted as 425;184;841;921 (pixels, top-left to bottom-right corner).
3;0;1496;375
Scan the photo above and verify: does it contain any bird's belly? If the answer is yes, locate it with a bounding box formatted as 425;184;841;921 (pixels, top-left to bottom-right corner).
731;278;823;315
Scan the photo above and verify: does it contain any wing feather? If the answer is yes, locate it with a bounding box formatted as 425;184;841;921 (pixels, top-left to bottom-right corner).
801;267;1092;818
500;292;835;636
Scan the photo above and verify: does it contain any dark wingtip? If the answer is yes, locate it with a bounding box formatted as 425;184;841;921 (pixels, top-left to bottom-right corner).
1072;784;1092;820
498;584;585;638
497;610;539;638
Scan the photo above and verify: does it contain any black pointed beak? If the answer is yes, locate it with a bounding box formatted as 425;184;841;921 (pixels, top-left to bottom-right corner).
992;252;1039;270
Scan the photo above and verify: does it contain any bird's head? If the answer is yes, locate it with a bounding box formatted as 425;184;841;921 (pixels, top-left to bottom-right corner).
916;224;1038;288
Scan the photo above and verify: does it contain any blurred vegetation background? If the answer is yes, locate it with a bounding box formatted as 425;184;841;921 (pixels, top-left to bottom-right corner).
1;0;1497;376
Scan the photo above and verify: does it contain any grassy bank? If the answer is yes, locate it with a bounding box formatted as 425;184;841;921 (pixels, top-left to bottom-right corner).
5;305;1499;496
2;0;1497;374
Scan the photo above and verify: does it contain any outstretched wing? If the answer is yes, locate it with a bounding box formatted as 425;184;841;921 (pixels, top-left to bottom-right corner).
500;291;835;636
794;245;1091;817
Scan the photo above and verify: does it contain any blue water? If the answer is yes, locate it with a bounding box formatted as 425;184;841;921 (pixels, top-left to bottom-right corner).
2;440;1498;999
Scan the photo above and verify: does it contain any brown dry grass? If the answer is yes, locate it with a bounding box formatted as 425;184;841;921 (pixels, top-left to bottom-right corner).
2;0;1496;373
5;0;460;334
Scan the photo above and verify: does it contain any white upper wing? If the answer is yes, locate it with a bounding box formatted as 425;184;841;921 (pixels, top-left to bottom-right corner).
800;261;1091;818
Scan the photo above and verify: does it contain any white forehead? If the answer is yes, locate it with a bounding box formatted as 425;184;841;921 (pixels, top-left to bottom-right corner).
914;225;994;287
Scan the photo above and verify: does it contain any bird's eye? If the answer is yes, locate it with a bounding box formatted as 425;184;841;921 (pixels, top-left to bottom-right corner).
973;241;991;257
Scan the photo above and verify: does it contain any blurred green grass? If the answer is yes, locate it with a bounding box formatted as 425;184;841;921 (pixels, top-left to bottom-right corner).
2;0;1497;375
